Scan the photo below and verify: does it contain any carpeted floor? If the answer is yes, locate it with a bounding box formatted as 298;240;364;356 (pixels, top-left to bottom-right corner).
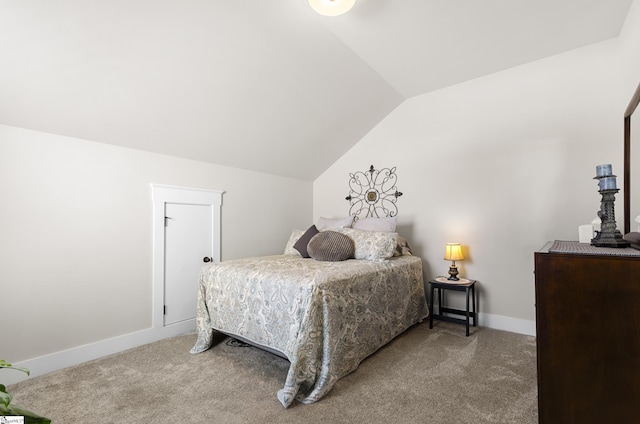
7;321;538;423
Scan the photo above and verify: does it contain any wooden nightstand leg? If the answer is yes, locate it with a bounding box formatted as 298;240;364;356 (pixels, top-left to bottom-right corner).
472;285;477;327
429;284;435;329
465;287;470;336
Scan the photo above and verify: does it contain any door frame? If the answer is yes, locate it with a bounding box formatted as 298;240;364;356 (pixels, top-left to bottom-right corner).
151;184;223;330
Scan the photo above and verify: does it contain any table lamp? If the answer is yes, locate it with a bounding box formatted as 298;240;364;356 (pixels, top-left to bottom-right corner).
444;243;464;281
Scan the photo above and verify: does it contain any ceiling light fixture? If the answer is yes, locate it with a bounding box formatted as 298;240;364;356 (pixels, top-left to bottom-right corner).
308;0;356;16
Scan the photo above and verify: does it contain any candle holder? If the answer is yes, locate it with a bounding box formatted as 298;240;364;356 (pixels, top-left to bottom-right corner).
591;165;629;247
591;188;630;248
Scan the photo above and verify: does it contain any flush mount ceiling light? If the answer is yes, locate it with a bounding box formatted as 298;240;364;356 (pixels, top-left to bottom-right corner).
308;0;356;16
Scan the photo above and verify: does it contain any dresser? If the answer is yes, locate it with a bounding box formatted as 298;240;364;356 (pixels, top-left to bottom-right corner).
534;241;640;423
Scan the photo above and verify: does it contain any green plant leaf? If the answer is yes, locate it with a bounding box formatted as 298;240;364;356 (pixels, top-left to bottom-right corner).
0;360;49;423
0;397;10;410
0;360;30;376
0;388;12;409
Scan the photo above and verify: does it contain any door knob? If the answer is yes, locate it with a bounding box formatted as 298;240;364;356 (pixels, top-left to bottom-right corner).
203;257;212;263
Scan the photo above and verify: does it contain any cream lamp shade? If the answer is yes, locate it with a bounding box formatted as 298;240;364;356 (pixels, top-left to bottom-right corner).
308;0;356;16
444;243;464;261
444;243;464;281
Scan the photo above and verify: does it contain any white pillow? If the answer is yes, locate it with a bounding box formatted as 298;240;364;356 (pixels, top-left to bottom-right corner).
334;227;398;261
316;216;354;231
352;216;397;232
284;229;305;255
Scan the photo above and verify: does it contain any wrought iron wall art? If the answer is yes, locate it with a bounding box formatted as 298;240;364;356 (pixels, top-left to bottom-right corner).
345;165;403;218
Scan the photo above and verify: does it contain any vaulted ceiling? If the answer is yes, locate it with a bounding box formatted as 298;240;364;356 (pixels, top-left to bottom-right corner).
0;0;633;180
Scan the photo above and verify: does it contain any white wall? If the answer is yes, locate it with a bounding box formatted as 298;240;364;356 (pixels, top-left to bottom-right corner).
314;24;639;334
620;0;640;92
4;0;639;382
620;0;640;230
0;124;312;367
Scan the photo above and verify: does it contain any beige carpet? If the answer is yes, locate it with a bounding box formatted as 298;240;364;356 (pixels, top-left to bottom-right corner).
8;322;538;423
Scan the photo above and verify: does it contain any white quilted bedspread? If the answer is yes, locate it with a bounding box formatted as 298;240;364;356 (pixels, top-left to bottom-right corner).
190;254;427;407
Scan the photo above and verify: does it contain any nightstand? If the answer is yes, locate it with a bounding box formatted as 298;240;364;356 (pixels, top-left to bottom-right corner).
428;277;477;336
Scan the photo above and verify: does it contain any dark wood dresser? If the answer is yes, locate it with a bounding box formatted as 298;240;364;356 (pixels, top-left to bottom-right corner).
534;241;640;423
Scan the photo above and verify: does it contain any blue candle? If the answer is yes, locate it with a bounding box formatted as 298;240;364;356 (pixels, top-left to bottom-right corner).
599;176;617;190
596;164;613;177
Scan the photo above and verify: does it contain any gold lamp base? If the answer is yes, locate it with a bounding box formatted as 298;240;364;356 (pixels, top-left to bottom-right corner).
447;263;459;281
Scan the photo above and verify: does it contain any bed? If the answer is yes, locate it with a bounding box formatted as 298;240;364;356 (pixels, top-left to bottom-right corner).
190;226;427;407
190;166;427;407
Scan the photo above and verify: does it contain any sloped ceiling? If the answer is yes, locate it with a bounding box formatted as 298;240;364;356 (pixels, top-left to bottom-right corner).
0;0;633;180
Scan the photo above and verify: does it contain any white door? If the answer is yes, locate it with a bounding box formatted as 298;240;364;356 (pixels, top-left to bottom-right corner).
151;184;223;331
164;203;213;325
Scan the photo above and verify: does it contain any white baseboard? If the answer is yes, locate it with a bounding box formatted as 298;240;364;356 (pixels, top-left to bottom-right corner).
4;320;195;386
5;314;536;387
479;312;536;336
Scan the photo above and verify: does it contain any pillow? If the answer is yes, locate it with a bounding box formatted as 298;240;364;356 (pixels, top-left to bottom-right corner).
352;216;397;232
624;232;640;250
307;231;355;262
394;236;413;256
284;229;305;255
293;225;320;258
316;216;354;231
334;227;398;261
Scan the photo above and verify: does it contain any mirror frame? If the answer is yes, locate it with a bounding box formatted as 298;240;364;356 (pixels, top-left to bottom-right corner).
624;82;640;234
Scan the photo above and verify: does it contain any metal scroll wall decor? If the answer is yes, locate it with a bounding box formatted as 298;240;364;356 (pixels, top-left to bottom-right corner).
345;165;403;219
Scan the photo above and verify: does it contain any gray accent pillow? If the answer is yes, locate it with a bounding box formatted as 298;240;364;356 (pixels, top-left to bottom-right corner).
394;235;413;256
294;225;319;258
308;231;355;262
284;229;305;255
624;232;640;250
